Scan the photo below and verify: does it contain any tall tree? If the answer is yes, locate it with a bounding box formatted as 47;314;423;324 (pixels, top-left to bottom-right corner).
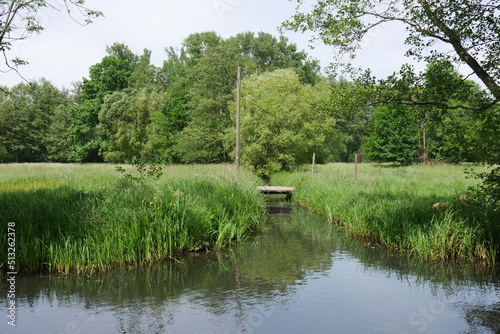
232;31;321;85
153;47;195;163
174;36;240;164
79;43;137;100
68;98;102;162
420;60;489;162
129;49;159;88
369;60;492;163
44;104;72;162
69;43;147;162
235;69;336;178
162;31;324;164
98;88;164;163
366;104;419;165
0;79;69;162
328;77;372;161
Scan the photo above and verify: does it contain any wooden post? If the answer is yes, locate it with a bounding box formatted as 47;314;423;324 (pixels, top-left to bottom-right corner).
236;66;241;171
311;153;316;175
422;125;427;163
354;154;361;180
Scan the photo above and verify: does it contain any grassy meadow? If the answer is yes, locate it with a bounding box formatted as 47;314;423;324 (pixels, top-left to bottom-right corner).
0;164;265;275
272;163;500;263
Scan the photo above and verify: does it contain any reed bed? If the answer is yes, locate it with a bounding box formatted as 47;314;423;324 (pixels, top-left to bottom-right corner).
272;163;499;263
0;164;264;275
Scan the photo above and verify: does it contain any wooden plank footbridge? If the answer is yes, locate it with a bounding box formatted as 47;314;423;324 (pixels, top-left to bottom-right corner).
257;186;295;199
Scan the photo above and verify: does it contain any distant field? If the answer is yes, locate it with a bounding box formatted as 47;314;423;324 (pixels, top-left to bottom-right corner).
0;164;265;275
272;163;499;263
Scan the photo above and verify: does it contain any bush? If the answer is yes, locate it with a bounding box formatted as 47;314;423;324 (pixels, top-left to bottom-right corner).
467;166;500;211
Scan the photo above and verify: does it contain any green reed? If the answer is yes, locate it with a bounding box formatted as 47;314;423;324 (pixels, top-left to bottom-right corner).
272;163;499;263
0;164;264;275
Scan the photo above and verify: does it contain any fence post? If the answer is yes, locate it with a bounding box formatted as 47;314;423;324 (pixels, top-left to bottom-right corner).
354;154;362;179
311;153;316;175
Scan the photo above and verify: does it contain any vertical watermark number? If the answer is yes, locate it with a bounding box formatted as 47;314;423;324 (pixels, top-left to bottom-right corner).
6;222;16;327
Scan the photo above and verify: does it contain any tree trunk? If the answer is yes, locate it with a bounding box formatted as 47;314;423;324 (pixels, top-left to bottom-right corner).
418;0;500;100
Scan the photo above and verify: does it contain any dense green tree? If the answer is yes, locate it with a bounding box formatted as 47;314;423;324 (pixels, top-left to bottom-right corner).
0;86;32;162
69;44;153;162
420;61;491;163
460;106;500;165
152;48;194;162
0;143;9;162
129;49;159;88
98;88;164;163
97;92;134;162
68;99;102;162
0;79;69;162
181;31;223;61
366;104;419;165
161;31;323;164
44;104;72;162
328;78;372;161
232;31;321;85
163;32;240;164
368;60;493;163
235;69;336;177
80;53;134;100
174;36;240;164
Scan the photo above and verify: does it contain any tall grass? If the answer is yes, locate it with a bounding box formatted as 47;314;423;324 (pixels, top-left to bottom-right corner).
0;164;264;275
272;163;500;263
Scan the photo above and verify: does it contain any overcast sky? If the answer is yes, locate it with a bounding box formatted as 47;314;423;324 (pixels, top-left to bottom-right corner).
2;0;424;89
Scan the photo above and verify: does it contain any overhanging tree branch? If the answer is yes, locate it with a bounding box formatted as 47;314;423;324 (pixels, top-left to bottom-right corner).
284;0;500;102
390;97;498;112
0;0;102;81
417;0;500;100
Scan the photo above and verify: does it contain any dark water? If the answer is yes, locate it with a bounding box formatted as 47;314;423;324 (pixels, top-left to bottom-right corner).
1;203;499;334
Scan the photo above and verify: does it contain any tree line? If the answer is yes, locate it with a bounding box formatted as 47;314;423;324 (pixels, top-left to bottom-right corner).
0;31;497;177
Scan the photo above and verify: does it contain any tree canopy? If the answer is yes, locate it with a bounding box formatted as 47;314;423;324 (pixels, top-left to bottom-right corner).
0;79;69;162
283;0;500;102
161;31;322;164
0;28;497;181
235;69;336;177
366;104;419;165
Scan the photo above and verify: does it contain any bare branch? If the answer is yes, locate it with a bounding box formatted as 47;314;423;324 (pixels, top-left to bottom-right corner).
1;0;102;81
1;48;29;84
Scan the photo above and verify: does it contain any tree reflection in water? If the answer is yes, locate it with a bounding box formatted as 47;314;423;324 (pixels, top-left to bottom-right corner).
4;205;500;334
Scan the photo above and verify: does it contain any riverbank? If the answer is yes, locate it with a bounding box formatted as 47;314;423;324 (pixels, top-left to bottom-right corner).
0;164;265;275
7;197;500;334
272;163;500;263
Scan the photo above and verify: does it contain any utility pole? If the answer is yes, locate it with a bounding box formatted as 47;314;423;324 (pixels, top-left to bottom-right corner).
236;66;241;171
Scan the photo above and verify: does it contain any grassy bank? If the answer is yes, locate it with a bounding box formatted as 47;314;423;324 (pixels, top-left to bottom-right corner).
0;164;264;275
272;163;499;263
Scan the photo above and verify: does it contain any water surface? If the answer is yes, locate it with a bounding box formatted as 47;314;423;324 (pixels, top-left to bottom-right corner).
2;204;499;333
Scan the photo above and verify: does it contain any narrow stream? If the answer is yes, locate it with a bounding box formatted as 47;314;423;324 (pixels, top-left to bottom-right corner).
2;201;499;333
